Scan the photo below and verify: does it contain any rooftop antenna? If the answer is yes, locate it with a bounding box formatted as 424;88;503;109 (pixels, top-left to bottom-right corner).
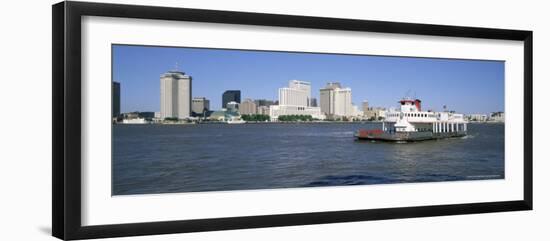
175;62;179;71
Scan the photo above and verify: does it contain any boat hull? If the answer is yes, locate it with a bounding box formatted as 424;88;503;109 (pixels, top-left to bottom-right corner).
355;130;467;142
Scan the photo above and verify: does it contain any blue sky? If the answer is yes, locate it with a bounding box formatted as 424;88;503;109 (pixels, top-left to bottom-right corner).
113;45;504;114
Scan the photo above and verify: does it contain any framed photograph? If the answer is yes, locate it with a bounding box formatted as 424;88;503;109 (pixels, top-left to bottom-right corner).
52;1;533;240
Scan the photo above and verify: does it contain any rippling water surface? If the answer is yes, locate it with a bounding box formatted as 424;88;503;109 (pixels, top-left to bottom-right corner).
112;123;504;195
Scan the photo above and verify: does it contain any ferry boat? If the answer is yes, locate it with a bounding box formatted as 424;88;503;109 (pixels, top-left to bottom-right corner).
355;98;468;142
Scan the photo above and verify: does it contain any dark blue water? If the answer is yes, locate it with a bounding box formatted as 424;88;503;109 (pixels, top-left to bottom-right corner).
112;123;504;195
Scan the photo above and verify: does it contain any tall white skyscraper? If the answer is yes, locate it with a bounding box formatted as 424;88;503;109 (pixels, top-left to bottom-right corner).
269;80;325;121
288;80;311;106
160;70;192;119
279;87;308;106
320;82;353;118
333;88;352;117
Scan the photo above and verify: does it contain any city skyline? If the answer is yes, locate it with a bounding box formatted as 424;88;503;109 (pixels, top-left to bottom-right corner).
113;45;505;114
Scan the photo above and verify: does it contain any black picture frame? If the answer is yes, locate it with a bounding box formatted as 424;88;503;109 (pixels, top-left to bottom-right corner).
52;1;533;240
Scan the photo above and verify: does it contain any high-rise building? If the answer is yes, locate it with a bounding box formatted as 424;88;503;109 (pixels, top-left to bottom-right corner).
269;80;325;121
112;81;120;118
279;87;308;106
334;88;352;117
240;99;257;115
192;97;210;114
222;90;241;108
288;80;312;106
362;100;369;114
320;82;340;116
319;82;353;119
310;97;318;107
160;70;192;119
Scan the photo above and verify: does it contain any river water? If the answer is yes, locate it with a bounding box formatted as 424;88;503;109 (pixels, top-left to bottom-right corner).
112;123;504;195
